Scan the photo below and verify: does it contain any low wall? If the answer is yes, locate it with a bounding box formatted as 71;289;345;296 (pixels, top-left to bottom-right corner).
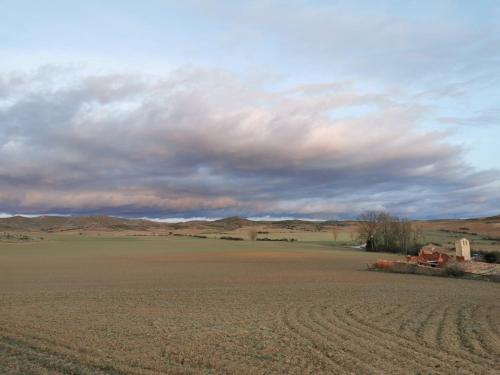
391;261;417;274
371;260;499;282
414;265;443;277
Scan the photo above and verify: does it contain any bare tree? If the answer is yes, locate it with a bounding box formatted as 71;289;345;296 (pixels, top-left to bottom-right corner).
357;211;380;250
398;218;413;255
414;223;424;244
248;229;258;241
332;228;339;241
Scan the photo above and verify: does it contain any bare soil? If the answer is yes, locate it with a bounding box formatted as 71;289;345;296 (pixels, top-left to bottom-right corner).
0;236;498;374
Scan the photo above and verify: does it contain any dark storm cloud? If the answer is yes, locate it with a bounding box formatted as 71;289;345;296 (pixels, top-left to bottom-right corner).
0;67;499;218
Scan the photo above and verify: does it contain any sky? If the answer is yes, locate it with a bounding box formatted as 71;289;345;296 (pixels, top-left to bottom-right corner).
0;0;499;220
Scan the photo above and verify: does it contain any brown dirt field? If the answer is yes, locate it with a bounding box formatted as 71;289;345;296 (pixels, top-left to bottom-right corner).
0;236;499;374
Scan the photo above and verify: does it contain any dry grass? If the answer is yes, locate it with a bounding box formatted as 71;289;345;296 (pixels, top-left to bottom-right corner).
0;235;499;374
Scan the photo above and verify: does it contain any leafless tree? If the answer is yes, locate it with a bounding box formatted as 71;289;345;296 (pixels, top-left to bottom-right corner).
357;211;380;250
248;229;258;241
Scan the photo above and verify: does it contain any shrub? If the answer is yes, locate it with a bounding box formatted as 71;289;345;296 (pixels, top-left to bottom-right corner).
483;251;500;264
484;235;500;242
256;238;293;242
220;236;244;241
442;263;465;277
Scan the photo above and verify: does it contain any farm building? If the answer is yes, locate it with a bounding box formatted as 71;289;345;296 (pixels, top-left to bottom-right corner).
372;237;499;281
455;238;471;260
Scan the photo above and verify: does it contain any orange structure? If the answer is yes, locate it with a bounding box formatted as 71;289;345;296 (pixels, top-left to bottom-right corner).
406;248;465;268
374;247;465;271
374;259;395;270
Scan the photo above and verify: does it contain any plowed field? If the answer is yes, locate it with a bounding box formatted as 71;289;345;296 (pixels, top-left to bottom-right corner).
0;236;498;374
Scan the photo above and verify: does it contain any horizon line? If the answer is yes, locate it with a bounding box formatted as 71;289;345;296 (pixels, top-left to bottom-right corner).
1;213;496;223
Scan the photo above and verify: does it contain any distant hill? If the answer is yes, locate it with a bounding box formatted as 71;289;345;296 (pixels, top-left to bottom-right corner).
462;214;500;223
1;214;497;234
483;215;500;221
0;215;335;233
0;215;164;232
211;216;257;230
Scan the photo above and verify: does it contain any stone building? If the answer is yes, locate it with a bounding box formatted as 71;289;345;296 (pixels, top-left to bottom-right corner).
455;238;471;260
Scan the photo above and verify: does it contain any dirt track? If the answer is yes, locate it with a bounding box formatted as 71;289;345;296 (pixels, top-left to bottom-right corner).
0;236;498;374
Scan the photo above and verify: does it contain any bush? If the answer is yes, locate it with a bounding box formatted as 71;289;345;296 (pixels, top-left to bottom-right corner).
442;263;465;277
484;235;500;242
406;243;421;256
256;238;294;242
483;251;500;264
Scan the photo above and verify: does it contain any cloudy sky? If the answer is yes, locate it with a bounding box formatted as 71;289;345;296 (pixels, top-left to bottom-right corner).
1;0;499;220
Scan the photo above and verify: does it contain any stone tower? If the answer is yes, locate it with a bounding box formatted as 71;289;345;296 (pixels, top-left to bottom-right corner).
455;238;470;260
